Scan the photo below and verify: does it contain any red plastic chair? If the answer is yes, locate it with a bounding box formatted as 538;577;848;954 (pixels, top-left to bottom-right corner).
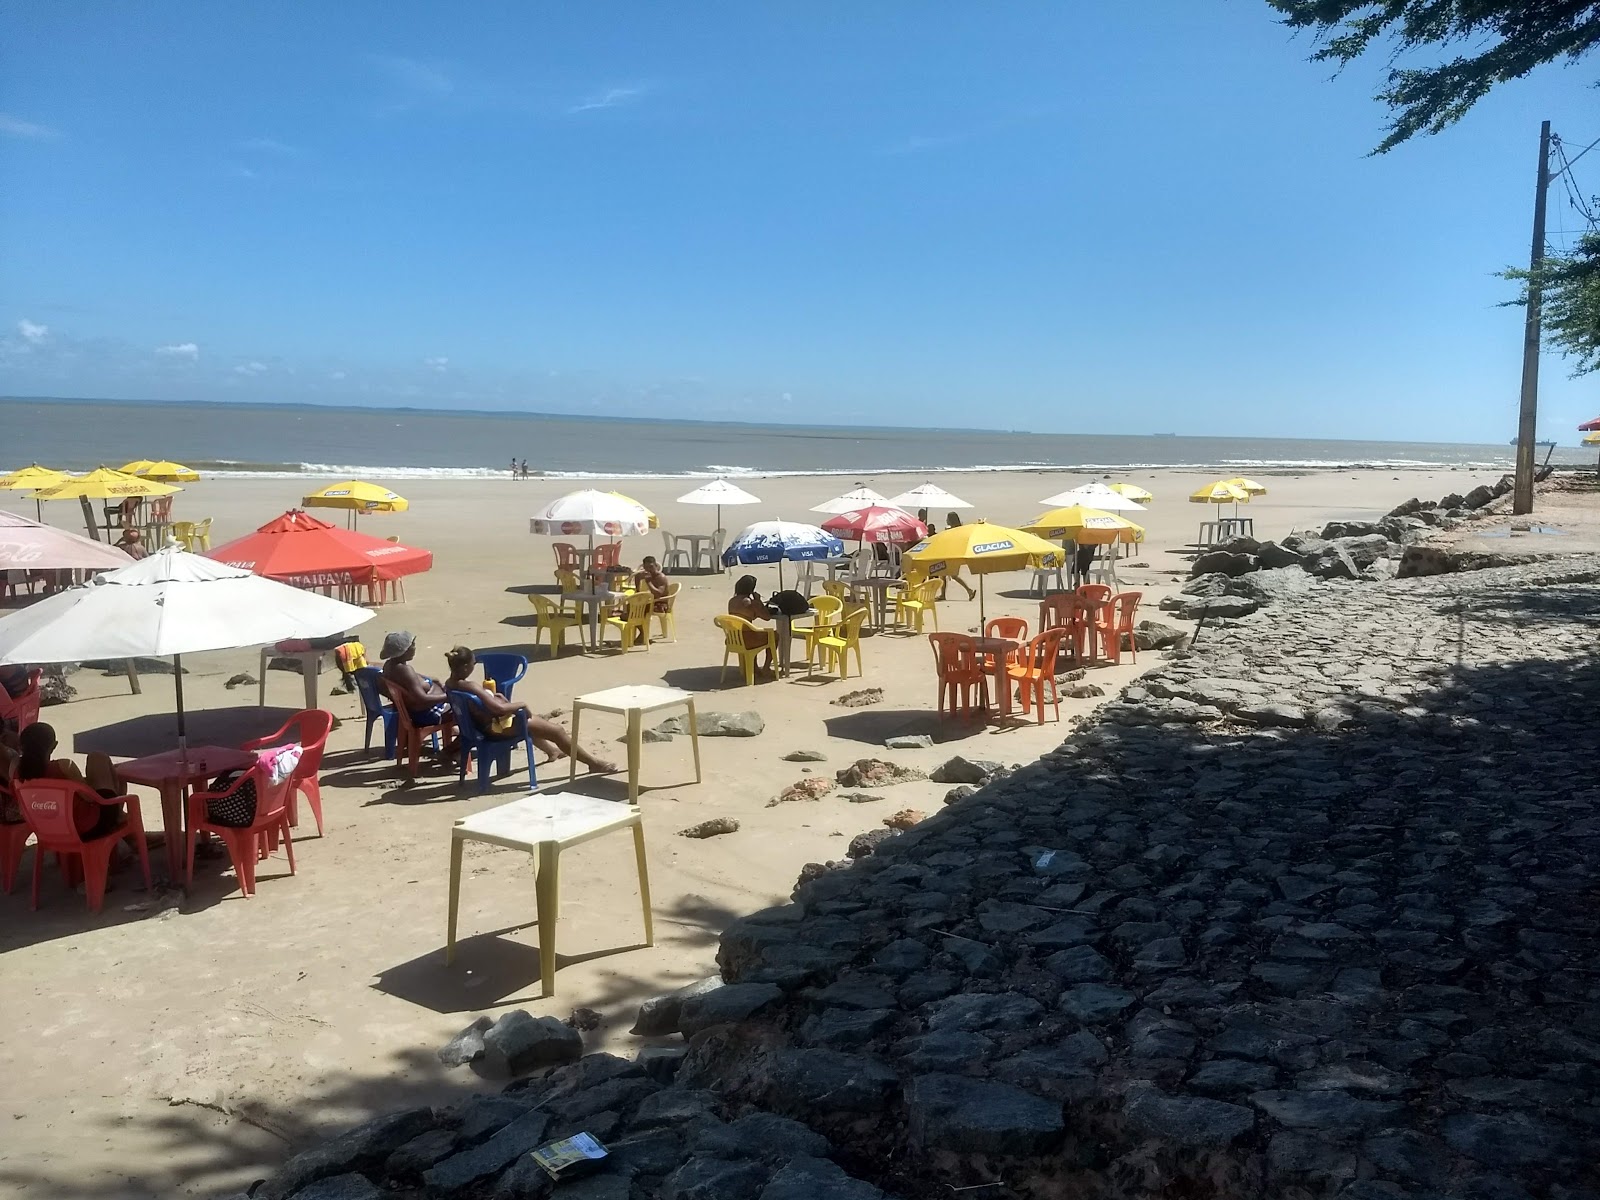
1096;591;1143;665
930;632;990;718
185;765;295;898
242;709;333;836
0;781;32;893
1005;629;1066;724
0;668;42;734
14;778;151;912
553;542;582;575
592;542;622;570
984;616;1029;643
382;678;449;779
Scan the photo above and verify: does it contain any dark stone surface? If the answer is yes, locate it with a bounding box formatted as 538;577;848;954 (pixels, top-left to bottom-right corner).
661;1156;769;1200
764;1049;898;1113
758;1156;886;1200
422;1109;550;1192
480;1010;583;1079
292;1175;382;1200
1124;1087;1255;1146
678;983;783;1036
904;1073;1064;1154
260;1108;435;1199
632;977;724;1037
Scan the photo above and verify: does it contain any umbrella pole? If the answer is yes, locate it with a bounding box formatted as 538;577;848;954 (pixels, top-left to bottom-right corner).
778;559;786;590
174;653;187;758
979;576;987;625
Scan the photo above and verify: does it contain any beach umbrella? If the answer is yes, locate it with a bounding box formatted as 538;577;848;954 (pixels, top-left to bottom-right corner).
720;521;845;589
529;488;651;554
1107;483;1154;503
821;506;928;545
677;479;761;540
31;466;182;540
1222;477;1268;496
887;482;974;511
1022;506;1144;545
606;492;658;530
209;509;433;592
1190;481;1251;505
812;486;893;515
901;520;1063;623
0;464;68;520
1580;418;1600;431
1584;432;1600;445
121;459;202;483
0;546;371;750
0;510;137;573
301;480;408;530
1039;482;1146;511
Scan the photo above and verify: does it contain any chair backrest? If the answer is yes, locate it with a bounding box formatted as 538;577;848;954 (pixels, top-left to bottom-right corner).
1014;628;1064;676
1039;593;1075;629
380;676;422;736
834;608;868;644
0;668;42;733
932;632;984;679
553;542;580;569
1076;583;1113;605
447;690;490;753
476;652;528;690
554;569;580;595
809;595;843;626
354;667;389;719
151;496;173;521
593;543;622;569
171;520;195;539
714;614;754;653
821;580;847;600
196;517;212;535
202;765;291;829
661;530;678;556
282;709;334;776
622;592;652;625
1111;591;1142;630
529;594;567;621
14;777;95;847
661;581;682;611
986;616;1029;642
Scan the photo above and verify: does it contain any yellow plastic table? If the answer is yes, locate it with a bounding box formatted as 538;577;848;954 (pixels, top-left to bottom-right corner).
569;684;703;803
445;793;653;996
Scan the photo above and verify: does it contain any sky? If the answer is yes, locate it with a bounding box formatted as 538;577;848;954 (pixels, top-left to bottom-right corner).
1;2;1597;444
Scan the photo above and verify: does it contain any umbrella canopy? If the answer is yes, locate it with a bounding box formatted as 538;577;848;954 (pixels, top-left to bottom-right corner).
0;510;137;572
1107;482;1154;502
529;489;652;543
1022;506;1145;545
1190;481;1252;505
901;520;1063;621
812;486;892;515
607;491;659;530
0;546;372;743
887;481;974;511
677;479;762;507
1580;418;1600;432
208;509;433;590
821;506;928;545
1583;432;1600;446
0;464;67;492
121;459;201;483
1040;482;1146;511
721;521;844;566
32;466;181;501
1222;476;1268;496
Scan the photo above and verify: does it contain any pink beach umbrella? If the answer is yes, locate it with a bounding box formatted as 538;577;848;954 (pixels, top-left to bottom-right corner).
820;506;929;545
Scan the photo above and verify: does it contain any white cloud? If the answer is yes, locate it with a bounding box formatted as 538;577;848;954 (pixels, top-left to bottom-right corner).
17;319;48;345
370;54;454;99
155;342;199;360
0;114;60;140
423;356;449;371
233;361;268;376
568;85;645;115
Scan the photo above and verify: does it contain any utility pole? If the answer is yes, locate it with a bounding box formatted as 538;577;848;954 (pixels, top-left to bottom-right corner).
1513;120;1552;515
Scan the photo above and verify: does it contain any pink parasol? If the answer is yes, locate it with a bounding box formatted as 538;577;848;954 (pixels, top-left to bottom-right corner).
0;510;138;573
820;506;928;545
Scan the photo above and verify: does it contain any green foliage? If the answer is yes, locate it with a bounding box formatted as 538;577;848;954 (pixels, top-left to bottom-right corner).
1503;232;1600;375
1267;1;1600;152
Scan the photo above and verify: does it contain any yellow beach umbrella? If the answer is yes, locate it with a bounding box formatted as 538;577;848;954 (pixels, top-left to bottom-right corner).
301;480;408;529
1190;481;1251;506
32;466;182;539
1222;476;1268;496
607;491;659;530
0;463;69;519
1583;432;1600;446
122;459;202;483
1107;483;1153;503
1022;506;1145;545
901;519;1063;622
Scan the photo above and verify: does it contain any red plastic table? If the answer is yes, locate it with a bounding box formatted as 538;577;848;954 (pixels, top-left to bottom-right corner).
115;745;256;880
971;636;1020;717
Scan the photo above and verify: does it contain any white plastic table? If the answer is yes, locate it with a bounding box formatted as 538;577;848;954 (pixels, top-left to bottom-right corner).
564;589;627;650
848;576;902;630
675;533;716;572
258;647;324;709
445;794;652;997
798;556;855;594
569;684;703;803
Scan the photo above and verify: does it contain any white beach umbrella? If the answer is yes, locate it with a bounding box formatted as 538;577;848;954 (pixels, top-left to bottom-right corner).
0;546;372;746
1039;482;1147;512
0;510;138;573
887;482;974;512
676;478;762;537
812;486;893;515
528;488;652;552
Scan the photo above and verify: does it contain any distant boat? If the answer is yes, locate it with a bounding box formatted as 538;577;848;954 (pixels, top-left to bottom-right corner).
1508;438;1557;447
1151;432;1177;438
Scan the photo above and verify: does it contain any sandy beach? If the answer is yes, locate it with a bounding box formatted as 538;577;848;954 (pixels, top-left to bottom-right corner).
0;464;1499;1198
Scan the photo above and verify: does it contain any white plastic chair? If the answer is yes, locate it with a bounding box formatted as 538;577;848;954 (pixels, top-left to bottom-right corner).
661;530;690;572
1030;562;1066;596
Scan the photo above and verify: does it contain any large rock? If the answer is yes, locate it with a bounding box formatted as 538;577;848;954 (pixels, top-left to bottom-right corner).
662;1156;769;1200
678;982;784;1036
655;710;765;738
835;759;926;788
422;1110;550;1192
904;1074;1064;1154
1333;534;1392;569
1319;520;1382;540
1124;1086;1256;1146
260;1108;437;1199
632;977;724;1037
480;1010;583;1078
1254;541;1305;570
1190;550;1257;578
763;1049;898;1113
439;1015;493;1067
1132;620;1188;651
758;1156;885;1200
928;756;1005;785
1462;484;1496;509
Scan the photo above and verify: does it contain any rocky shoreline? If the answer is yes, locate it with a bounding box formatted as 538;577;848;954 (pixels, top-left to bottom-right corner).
231;550;1600;1200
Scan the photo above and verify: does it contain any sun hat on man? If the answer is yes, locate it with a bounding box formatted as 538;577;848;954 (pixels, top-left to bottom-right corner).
380;630;416;660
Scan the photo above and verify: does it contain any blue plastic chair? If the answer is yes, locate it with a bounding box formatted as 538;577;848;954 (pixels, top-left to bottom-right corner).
354;667;398;760
475;652;529;701
447;690;539;794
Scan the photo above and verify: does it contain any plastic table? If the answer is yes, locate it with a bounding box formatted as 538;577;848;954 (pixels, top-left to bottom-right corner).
445;793;652;997
569;684;702;803
848;577;902;630
115;745;256;880
674;533;716;572
258;647;324;709
563;589;628;650
971;636;1020;717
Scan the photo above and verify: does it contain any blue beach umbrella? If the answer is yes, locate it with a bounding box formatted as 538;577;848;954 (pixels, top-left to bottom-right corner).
720;520;845;589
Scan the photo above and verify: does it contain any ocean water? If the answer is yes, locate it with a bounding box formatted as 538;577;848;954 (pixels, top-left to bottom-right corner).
0;396;1571;479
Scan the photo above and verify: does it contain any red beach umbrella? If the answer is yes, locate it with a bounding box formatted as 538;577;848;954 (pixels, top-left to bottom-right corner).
820;506;928;545
207;510;432;590
1579;417;1600;431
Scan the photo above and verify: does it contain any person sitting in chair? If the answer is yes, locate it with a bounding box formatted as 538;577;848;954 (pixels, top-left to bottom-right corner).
442;646;614;773
633;556;672;612
13;723;127;838
728;575;776;677
115;526;148;560
380;630;451;734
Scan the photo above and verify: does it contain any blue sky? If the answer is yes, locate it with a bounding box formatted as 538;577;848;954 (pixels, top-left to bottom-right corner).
1;2;1596;443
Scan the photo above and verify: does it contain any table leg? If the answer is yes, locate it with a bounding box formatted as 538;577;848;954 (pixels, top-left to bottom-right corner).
161;783;184;882
685;698;703;786
568;703;582;785
632;820;654;946
992;660;1012;717
588;603;601;651
302;653;318;710
535;842;559;996
258;648;268;707
445;834;464;965
776;614;793;676
625;708;642;802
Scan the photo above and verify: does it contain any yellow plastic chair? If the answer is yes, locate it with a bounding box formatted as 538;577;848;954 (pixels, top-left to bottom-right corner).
714;614;776;687
190;517;212;552
894;579;941;634
169;520;196;550
527;594;581;656
654;582;681;643
554;568;581;612
817;608;868;679
602;592;654;652
791;595;843;667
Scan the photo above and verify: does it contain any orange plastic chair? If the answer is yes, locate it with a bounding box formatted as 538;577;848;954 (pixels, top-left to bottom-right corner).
382;677;450;778
985;616;1029;643
1006;629;1066;724
930;632;990;718
0;782;33;893
592;542;622;570
243;709;333;837
0;668;42;734
185;766;295;898
714;614;776;687
602;591;654;651
1096;591;1143;665
14;778;151;913
817;608;868;679
553;543;582;575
